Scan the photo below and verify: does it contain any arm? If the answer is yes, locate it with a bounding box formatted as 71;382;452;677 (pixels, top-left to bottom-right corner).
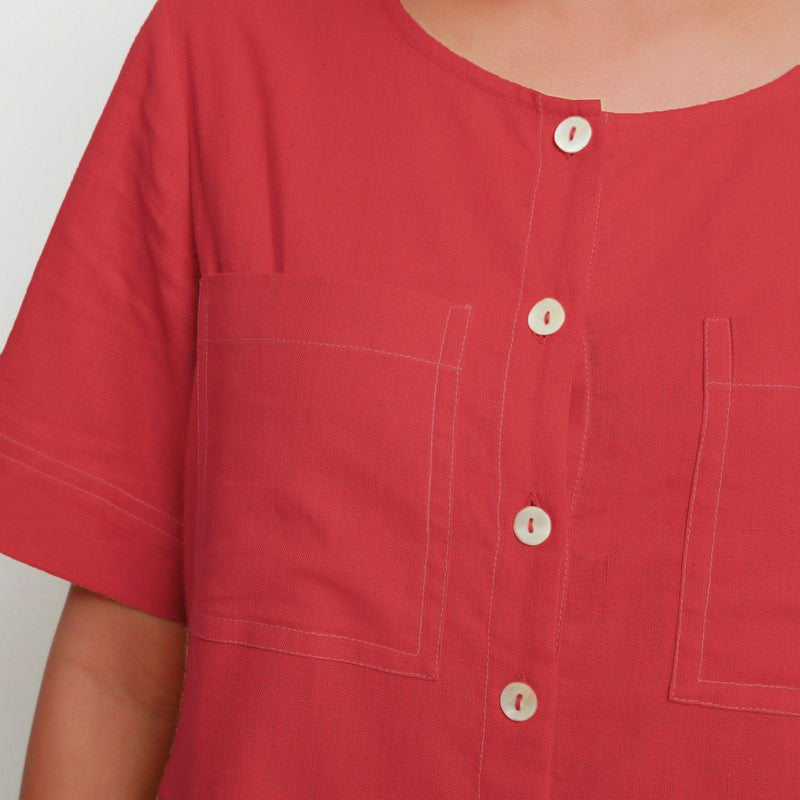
19;583;187;800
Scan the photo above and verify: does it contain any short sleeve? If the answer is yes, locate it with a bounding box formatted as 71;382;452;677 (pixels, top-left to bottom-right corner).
0;0;196;623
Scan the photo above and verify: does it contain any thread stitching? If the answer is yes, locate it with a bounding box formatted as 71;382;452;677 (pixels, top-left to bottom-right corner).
193;300;471;673
0;431;181;525
203;335;464;370
0;448;180;542
477;102;544;800
671;317;800;716
697;320;733;681
189;628;436;680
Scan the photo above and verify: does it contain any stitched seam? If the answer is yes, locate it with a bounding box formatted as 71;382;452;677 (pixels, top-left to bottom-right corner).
431;305;472;678
0;449;180;542
196;306;454;655
414;305;457;662
546;114;606;790
698;676;800;691
553;137;605;657
708;380;800;389
204;336;463;369
0;431;181;525
672;318;800;704
554;332;591;654
194;301;471;659
190;628;435;680
669;694;800;717
697;320;733;681
698;323;800;692
701;326;800;691
195;610;421;654
671;318;719;700
477;103;544;800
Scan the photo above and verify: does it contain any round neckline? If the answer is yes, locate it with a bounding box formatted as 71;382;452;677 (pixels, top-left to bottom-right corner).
381;0;800;126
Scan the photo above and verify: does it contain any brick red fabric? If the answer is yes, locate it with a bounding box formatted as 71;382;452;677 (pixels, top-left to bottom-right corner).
2;0;800;797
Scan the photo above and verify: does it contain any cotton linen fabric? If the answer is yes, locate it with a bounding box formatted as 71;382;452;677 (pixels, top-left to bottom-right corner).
1;0;800;797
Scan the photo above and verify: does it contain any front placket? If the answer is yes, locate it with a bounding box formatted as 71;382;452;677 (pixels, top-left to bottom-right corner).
477;99;608;798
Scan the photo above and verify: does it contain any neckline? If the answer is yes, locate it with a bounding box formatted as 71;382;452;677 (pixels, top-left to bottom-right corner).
381;0;800;126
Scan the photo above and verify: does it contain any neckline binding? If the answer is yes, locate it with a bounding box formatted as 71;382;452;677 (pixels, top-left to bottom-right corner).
381;0;800;125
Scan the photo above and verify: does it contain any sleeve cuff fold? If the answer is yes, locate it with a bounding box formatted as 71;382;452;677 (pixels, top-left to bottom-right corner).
0;434;185;623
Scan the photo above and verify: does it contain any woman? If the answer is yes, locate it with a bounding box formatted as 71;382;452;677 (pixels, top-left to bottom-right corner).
1;0;799;797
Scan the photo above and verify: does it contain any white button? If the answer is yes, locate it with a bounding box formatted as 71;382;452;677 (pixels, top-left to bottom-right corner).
500;681;538;721
554;115;592;152
513;505;551;546
528;298;565;335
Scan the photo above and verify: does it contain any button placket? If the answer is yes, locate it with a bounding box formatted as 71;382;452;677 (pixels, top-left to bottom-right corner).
498;115;592;723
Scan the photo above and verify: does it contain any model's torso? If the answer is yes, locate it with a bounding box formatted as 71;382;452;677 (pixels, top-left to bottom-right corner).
399;0;800;111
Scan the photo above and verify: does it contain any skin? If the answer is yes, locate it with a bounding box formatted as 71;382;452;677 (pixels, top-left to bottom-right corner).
398;0;800;112
19;584;187;800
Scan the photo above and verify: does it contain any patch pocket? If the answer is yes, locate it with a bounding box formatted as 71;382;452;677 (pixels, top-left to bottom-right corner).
670;314;800;715
191;272;471;680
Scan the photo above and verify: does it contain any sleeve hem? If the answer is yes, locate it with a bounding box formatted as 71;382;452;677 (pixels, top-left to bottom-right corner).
0;434;186;623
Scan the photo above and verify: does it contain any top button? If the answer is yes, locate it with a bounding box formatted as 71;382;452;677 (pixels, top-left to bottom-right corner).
554;115;592;153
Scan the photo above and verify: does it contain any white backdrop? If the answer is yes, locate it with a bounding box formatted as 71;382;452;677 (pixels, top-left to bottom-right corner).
0;2;156;795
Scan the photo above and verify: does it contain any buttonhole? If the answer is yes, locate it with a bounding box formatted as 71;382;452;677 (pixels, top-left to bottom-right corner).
544;309;550;325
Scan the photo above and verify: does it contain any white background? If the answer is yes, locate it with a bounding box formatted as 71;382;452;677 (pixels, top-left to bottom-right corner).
0;2;156;795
